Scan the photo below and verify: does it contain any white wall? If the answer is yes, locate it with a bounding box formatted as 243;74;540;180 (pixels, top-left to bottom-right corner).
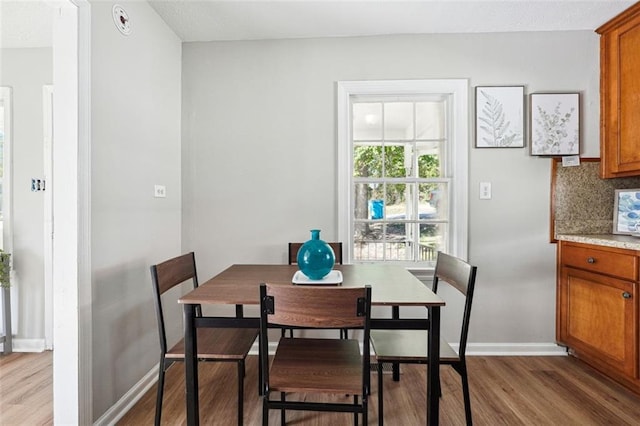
0;47;51;348
182;31;600;348
89;1;181;419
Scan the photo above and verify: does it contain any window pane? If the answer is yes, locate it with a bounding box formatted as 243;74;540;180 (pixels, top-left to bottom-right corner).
354;238;383;261
385;183;408;219
419;183;447;220
353;103;382;141
383;235;410;261
419;224;441;261
416;101;445;140
384;144;407;178
353;144;382;178
384;102;413;140
421;223;447;257
353;183;384;221
416;141;442;178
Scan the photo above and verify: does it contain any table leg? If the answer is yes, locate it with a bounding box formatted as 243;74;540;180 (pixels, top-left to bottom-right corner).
184;304;199;426
392;306;400;381
427;305;440;426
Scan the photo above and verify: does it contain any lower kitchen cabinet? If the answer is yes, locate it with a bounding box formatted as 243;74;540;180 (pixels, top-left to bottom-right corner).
557;240;639;392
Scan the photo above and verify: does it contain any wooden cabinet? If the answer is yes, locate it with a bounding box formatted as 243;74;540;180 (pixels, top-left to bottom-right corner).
597;3;640;178
557;241;639;392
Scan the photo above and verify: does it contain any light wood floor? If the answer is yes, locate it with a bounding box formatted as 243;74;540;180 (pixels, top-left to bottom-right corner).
3;351;640;425
0;351;53;425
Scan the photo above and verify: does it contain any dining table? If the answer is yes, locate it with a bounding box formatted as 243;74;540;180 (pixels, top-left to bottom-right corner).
178;263;445;425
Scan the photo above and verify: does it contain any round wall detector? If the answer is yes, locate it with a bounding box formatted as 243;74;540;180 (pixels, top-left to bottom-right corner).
112;4;131;35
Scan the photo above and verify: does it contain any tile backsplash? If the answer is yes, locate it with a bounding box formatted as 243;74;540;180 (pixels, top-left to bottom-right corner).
553;160;640;236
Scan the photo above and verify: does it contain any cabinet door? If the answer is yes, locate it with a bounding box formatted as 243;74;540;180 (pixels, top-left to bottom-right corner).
600;7;640;178
558;266;638;378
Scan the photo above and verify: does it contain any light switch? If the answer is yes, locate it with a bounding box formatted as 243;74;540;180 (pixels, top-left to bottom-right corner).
154;185;166;198
479;182;491;200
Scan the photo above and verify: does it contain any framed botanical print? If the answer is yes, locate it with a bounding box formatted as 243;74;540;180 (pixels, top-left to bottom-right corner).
530;93;579;156
475;86;525;148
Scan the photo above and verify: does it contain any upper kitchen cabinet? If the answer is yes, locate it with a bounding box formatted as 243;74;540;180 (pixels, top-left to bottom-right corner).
598;3;640;178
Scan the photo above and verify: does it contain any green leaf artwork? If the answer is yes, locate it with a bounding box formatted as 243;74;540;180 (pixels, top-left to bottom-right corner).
532;101;578;155
477;89;522;147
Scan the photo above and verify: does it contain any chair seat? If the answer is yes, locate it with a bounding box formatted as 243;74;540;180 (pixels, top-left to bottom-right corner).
370;330;460;362
269;337;363;394
166;327;258;360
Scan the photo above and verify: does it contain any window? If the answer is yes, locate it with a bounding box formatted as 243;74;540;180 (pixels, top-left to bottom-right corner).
337;80;468;269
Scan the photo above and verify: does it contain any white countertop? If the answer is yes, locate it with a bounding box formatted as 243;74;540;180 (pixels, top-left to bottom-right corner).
556;233;640;250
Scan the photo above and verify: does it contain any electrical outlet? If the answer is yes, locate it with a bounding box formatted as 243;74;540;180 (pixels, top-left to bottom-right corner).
154;185;166;198
479;182;491;200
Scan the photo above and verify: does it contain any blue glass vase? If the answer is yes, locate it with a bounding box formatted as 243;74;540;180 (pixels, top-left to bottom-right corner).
297;229;335;280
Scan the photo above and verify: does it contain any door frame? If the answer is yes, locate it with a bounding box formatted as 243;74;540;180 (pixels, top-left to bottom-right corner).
42;84;53;350
0;86;13;353
52;0;92;423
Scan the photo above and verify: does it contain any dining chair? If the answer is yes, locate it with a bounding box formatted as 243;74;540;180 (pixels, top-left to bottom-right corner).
150;252;259;426
370;251;478;426
259;283;372;426
285;242;346;338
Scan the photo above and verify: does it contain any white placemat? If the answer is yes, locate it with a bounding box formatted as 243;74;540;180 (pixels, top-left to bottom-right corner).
292;270;343;285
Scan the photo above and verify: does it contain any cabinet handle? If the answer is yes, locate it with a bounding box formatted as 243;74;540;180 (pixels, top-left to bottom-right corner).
622;292;632;299
586;257;596;264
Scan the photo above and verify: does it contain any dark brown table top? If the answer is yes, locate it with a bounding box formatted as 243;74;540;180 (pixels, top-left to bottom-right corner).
179;264;444;307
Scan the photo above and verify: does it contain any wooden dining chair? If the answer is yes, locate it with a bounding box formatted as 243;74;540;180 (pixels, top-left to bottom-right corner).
285;242;346;338
370;251;478;426
150;252;259;426
259;283;372;426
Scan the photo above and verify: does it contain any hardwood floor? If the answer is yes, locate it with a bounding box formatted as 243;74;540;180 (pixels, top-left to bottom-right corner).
119;355;640;425
0;351;53;425
3;351;640;425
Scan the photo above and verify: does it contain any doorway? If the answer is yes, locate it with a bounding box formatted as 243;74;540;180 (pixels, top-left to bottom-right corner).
0;86;13;353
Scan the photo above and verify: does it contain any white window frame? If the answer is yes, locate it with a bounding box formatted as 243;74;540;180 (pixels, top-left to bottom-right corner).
337;79;469;271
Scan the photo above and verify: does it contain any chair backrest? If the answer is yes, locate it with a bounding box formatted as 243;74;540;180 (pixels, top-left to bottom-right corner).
150;252;199;355
433;251;477;358
261;284;370;329
288;242;343;265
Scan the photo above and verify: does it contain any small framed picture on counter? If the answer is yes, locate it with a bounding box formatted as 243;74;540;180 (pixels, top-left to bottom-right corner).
613;188;640;235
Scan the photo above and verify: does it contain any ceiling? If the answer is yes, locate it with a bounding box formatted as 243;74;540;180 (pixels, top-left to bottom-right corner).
148;0;635;42
0;0;635;48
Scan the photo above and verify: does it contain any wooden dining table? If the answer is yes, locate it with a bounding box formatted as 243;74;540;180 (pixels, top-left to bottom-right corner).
178;263;445;425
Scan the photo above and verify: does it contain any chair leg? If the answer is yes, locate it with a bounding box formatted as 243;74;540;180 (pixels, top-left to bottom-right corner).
154;359;166;426
460;364;473;426
353;395;358;425
262;395;269;426
280;392;286;426
237;360;244;426
377;363;384;426
362;393;368;426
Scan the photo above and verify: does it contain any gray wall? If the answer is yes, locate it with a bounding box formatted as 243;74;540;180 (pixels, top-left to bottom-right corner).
0;47;51;345
89;1;181;419
182;31;600;347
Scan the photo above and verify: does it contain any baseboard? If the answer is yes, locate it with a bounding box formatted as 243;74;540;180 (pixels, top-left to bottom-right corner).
10;338;46;352
465;342;568;356
250;341;567;356
94;364;158;426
